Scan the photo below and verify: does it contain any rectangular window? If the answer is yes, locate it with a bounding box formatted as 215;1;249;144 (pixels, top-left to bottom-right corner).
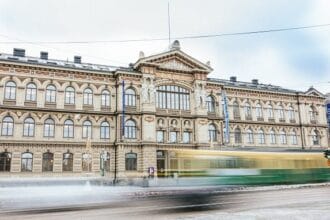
157;130;164;143
169;131;178;143
183;132;191;143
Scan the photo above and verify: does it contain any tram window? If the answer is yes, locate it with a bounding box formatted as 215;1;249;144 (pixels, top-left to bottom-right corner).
170;159;178;170
226;160;237;168
183;159;191;169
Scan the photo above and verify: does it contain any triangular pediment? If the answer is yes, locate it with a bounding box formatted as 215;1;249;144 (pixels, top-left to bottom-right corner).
305;87;324;97
134;48;213;73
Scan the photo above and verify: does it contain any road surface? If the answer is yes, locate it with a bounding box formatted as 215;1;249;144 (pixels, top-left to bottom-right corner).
0;184;329;220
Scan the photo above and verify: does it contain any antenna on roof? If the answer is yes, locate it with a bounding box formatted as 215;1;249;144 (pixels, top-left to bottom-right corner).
167;1;171;47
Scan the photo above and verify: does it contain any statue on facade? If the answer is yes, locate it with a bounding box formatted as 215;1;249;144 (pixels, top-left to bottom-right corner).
141;77;155;104
195;83;206;108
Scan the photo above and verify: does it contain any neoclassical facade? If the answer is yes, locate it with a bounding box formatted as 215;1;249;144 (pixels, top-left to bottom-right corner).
0;42;328;178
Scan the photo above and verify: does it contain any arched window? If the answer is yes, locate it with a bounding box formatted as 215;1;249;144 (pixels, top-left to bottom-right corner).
208;124;217;141
288;106;295;121
234;128;242;144
279;130;287;144
21;152;33;172
244;103;251;118
44;118;55;137
65;86;75;104
124;119;136;139
125;88;136;107
233;101;240;118
312;130;320;145
100;121;110;139
206;96;215;112
0;152;11;172
82;120;92;138
45;84;56;103
268;104;274;119
156;85;190;110
246;129;254;144
62;152;73;171
23;117;35;137
63;119;74;138
125;152;137;171
83;88;93;105
290;131;298;145
278;105;285;120
1;116;14;136
100;152;110;172
256;103;263;119
258;129;265;144
101;90;110;107
270;129;276;144
82;153;92;172
4;81;16;100
25;83;37;101
42;152;53;172
309;106;317;122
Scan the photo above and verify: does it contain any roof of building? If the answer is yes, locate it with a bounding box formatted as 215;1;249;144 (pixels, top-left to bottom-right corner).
207;77;301;94
0;47;324;97
0;52;124;74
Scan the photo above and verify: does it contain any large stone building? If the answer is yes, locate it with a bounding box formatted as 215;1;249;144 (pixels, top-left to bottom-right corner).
0;41;328;179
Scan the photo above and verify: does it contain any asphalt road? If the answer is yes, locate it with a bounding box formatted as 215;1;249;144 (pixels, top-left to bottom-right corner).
1;184;329;220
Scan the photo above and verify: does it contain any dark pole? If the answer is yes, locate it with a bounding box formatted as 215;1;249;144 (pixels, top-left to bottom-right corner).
296;92;305;150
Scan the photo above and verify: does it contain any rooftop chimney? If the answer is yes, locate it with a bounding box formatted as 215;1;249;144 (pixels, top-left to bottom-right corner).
40;51;48;60
230;76;237;82
13;48;25;57
252;79;259;85
74;56;81;64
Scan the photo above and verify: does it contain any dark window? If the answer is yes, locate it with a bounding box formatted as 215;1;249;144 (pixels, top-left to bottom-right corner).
65;86;75;104
100;121;110;139
206;96;215;112
156;85;190;110
25;83;37;101
83;88;93;105
63;153;73;171
101;90;110;107
0;152;11;172
42;152;53;172
4;81;16;100
21;152;33;172
82;120;92;139
233;102;240;118
234;128;242;144
124;88;136;106
63;119;74;138
44;118;55;137
45;84;56;103
125;153;137;171
124;120;136;139
23;117;35;137
208;124;217;141
1;116;14;136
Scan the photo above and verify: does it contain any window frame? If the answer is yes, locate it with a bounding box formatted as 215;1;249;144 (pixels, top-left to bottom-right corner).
45;84;56;103
4;81;16;100
25;83;37;102
23;117;35;137
1;116;14;136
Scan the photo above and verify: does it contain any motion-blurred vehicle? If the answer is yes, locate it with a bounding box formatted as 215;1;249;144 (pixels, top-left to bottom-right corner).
156;149;330;185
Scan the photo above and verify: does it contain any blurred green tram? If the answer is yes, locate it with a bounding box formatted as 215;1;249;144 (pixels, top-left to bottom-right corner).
156;149;330;185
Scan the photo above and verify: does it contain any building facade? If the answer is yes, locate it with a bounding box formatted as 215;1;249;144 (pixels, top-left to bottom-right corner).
0;42;328;179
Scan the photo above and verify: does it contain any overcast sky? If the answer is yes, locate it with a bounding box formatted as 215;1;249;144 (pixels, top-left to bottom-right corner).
0;0;329;93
